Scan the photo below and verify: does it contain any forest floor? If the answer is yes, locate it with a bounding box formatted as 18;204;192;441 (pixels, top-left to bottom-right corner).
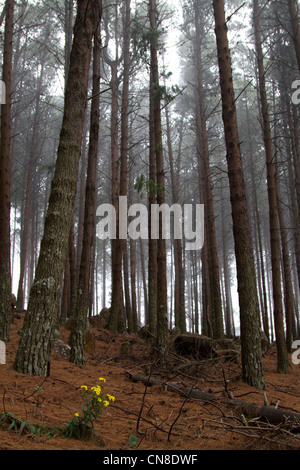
1;312;300;454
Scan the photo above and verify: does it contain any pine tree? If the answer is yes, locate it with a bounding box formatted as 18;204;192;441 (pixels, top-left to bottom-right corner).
253;0;289;373
149;0;168;362
70;2;102;364
0;0;14;342
13;0;98;376
109;0;131;333
212;0;265;389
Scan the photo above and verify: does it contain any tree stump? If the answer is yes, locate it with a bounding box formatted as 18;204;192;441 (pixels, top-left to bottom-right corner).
173;334;218;359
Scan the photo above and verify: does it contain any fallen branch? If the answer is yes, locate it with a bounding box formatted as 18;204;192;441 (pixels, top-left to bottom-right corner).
167;385;195;442
136;362;157;434
111;404;179;437
226;398;300;432
125;371;216;403
207;416;300;449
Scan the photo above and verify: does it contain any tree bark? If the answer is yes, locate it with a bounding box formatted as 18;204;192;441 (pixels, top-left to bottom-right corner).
277;190;294;352
60;245;70;324
213;0;265;389
148;71;157;336
244;90;270;341
220;182;234;338
253;0;289;374
126;371;216;403
284;98;300;293
70;2;102;365
164;100;185;333
64;0;74;88
16;61;45;312
130;237;138;331
194;0;223;339
13;0;96;376
287;0;300;74
102;2;121;328
0;0;14;342
123;241;133;332
109;0;131;333
149;0;168;362
226;398;300;430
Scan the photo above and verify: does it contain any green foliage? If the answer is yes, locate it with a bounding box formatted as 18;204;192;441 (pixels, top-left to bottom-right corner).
131;20;163;63
129;434;139;448
152;79;183;104
241;414;261;427
0;411;59;438
134;173;162;199
0;378;115;442
62;379;115;440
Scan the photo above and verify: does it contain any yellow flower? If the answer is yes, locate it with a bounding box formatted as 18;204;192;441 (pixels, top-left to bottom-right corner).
74;412;79;417
99;377;106;383
81;385;88;390
106;394;115;402
103;400;109;407
91;385;101;396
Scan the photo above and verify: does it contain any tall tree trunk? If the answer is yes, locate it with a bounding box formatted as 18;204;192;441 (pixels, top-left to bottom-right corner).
284;98;300;292
253;0;289;373
64;0;74;88
277;187;294;352
213;0;265;389
76;125;88;279
244;90;270;340
16;63;44;311
102;1;122;328
89;220;97;317
130;237;138;330
164;100;185;333
149;0;168;362
192;250;199;334
60;246;70;324
194;0;223;339
290;103;300;228
0;0;14;342
287;0;300;74
70;3;102;365
102;241;106;308
123;241;133;332
109;0;131;332
273;112;295;353
68;224;77;317
220;182;234;338
139;238;148;323
63;1;77;322
13;0;96;376
201;227;212;337
148;60;157;336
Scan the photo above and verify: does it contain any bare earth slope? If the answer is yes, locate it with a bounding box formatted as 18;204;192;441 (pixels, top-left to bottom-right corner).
1;313;300;453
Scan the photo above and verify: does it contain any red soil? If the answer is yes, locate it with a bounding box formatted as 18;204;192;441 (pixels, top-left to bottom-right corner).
1;313;300;452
